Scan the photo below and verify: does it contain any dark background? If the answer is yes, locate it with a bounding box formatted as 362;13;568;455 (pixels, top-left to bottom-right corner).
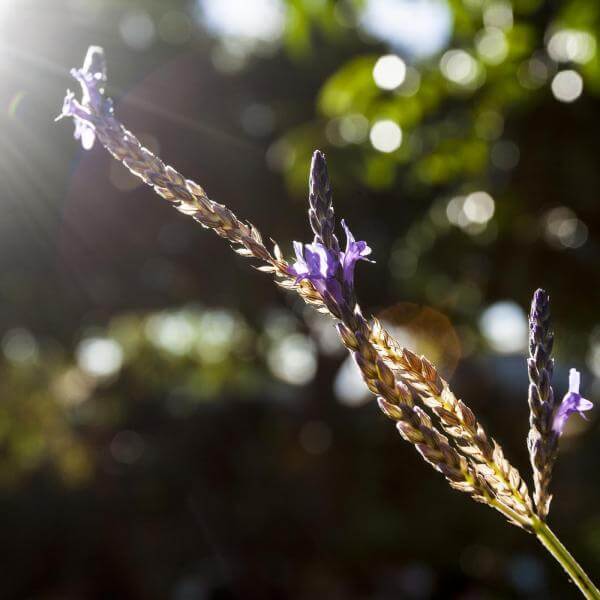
0;0;598;598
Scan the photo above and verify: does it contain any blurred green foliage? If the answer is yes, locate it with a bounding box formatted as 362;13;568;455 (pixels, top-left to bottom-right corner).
273;0;600;359
280;0;600;191
0;305;309;487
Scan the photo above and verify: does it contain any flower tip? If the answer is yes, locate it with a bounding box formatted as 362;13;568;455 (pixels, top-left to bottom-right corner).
85;44;105;57
82;45;107;77
310;149;329;176
532;288;549;306
568;368;581;393
312;149;326;163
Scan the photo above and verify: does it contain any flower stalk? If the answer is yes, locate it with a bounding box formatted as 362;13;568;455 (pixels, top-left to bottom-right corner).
534;519;600;599
371;319;534;525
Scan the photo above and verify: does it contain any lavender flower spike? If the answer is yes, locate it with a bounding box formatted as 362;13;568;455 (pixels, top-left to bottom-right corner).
290;220;372;316
553;369;593;434
527;288;558;520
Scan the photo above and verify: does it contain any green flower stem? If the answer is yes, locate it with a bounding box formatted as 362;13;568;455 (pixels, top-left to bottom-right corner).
534;519;600;599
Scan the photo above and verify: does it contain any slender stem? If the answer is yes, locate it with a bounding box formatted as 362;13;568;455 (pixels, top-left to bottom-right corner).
490;499;531;529
534;519;600;599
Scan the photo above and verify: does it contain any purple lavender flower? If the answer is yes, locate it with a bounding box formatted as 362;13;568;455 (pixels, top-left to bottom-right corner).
340;220;371;287
290;220;372;312
553;369;593;434
291;241;343;303
57;90;96;149
56;46;113;150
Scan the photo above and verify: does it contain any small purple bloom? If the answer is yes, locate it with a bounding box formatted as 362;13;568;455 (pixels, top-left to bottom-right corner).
57;90;96;149
72;108;97;150
291;240;343;305
340;220;372;287
290;221;372;309
553;369;593;434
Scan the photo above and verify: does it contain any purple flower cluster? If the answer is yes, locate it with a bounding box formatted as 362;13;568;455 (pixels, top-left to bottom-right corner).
56;46;112;150
553;368;593;434
290;220;372;312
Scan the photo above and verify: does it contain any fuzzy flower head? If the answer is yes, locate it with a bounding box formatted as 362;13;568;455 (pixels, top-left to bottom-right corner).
553;369;593;434
290;220;372;311
56;46;113;150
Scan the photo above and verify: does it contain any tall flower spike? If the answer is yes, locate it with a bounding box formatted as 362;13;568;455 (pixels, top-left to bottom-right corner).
527;288;558;520
308;150;339;252
58;48;600;597
553;369;593;435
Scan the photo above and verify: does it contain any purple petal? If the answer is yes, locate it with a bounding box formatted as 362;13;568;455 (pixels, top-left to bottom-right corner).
341;219;355;252
304;243;338;279
312;277;344;307
293;241;305;264
340;220;373;287
289;263;306;279
289;241;310;280
57;90;88;122
553;384;593;434
75;119;96;150
57;92;97;151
